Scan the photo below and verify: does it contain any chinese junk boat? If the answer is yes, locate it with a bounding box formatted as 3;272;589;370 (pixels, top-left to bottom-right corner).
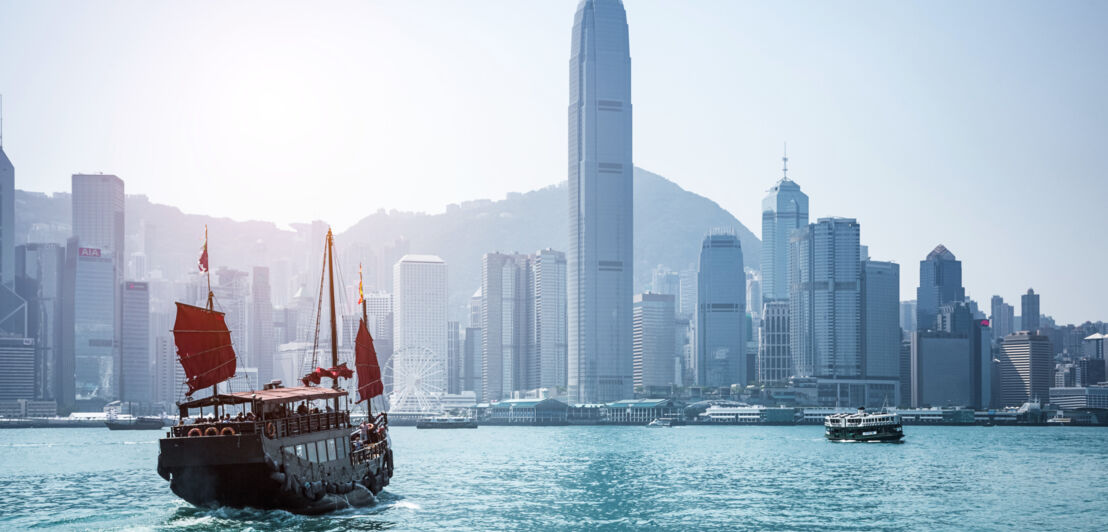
825;407;905;443
157;228;393;514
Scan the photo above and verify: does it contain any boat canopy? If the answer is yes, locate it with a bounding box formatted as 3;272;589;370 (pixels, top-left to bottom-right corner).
177;386;348;409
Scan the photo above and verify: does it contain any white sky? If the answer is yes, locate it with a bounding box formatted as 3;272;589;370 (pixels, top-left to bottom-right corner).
2;0;1106;323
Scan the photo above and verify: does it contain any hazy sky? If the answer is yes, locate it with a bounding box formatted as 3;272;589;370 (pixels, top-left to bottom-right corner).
2;0;1106;323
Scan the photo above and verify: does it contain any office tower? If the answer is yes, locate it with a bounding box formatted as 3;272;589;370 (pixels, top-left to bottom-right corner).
790;218;861;378
481;253;531;401
250;266;275;384
447;321;461;394
633;293;677;390
392;254;447;406
911;332;973;407
362;291;393;341
0;139;13;286
747;273;762;320
678;268;697;318
998;331;1053;407
916;244;964;330
651;266;679;296
468;289;481;329
376;237;409;293
16;243;64;400
120;281;150;403
568;0;633;404
1021;289;1041;332
899;339;912;407
463;327;482;398
990;296;1015;339
71;174;125;396
153;333;181;407
532;249;567;390
0;337;35;400
899;300;917;334
213;269;249;363
63;239;115;406
761;153;809;301
861;260;900;380
696;231;746;387
758;300;790;383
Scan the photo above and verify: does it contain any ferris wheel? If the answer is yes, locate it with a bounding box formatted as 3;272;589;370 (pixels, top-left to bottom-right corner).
385;346;445;414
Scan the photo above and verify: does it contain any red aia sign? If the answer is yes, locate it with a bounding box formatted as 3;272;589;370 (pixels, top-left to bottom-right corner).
78;248;101;257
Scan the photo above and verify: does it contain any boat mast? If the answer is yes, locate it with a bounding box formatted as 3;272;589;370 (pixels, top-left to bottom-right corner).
326;228;339;412
360;263;371;416
205;224;217;401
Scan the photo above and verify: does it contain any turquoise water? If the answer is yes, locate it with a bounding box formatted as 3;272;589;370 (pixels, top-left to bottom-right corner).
2;425;1107;530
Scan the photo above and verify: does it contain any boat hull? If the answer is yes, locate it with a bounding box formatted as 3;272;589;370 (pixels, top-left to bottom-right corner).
158;429;392;515
106;419;165;430
825;425;904;443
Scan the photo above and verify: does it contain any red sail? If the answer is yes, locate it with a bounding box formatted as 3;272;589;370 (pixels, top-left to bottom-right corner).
355;319;383;402
173;302;237;395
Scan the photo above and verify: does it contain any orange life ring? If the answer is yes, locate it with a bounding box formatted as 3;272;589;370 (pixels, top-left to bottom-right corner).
220;426;236;436
187;427;202;437
265;422;277;439
204;426;218;436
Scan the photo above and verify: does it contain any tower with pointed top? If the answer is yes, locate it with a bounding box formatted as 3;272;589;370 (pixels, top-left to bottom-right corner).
761;148;809;302
567;0;634;403
916;245;965;331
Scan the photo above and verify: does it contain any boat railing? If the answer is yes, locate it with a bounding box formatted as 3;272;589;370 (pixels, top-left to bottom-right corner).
350;438;388;465
170;411;351;438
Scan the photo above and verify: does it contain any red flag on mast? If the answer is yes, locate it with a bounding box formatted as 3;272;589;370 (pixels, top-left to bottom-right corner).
355;318;383;402
198;226;209;273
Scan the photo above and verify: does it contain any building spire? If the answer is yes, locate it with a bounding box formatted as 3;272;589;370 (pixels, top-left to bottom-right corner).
781;142;788;180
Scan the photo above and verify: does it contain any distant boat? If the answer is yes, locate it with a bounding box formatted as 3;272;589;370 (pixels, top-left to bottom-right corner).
416;416;478;429
647;418;674;428
825;407;905;443
106;416;165;430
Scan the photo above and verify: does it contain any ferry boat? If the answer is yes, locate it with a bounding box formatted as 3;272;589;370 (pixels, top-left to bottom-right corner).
647;418;674;427
415;416;478;429
157;228;393;514
106;415;166;430
824;407;904;443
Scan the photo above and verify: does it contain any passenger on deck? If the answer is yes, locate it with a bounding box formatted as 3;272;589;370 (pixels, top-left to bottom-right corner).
297;404;308;415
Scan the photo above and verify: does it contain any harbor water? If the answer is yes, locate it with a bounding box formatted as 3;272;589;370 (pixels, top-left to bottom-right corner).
2;425;1107;530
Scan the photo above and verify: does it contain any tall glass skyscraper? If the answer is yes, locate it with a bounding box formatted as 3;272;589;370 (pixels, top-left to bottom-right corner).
916;244;964;331
568;0;633;403
761;158;809;302
696;232;746;387
790;218;861;378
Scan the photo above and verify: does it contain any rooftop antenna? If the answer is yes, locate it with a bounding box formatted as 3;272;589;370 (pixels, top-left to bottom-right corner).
781;142;788;179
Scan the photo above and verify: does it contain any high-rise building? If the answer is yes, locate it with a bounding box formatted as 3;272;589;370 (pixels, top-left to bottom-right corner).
250;266;275;384
990;296;1015;339
392;254;447;409
481;253;531;401
0;337;35;401
15;243;64;400
0;140;14;287
998;331;1052;407
899;300;917;334
567;0;633;404
758;300;790;383
153;333;181;407
71;174;125;398
651;266;679;297
633;293;676;390
746;273;762;320
916;245;964;330
468;289;481;329
761;154;809;302
63;240;115;406
213;268;249;364
790;218;861;379
1021;289;1041;332
462;327;482;398
376;237;409;293
696;232;746;387
447;321;461;395
678;268;697;318
911;333;973;407
862;260;900;380
120;281;150;403
532;249;567;391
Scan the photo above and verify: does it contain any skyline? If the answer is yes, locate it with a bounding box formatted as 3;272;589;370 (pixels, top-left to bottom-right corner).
2;0;1107;324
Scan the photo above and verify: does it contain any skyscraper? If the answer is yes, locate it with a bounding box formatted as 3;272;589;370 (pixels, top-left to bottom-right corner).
568;0;634;404
633;293;676;390
916;245;964;330
651;266;679;297
481;252;531;401
990;295;1015;339
64;239;115;407
1021;289;1041;332
392;254;447;408
861;260;900;380
696;232;746;387
447;320;461;394
758;300;791;383
120;281;150;403
71;174;125;399
16;243;64;400
761;153;809;302
0;139;14;287
998;331;1052;407
790;218;861;379
899;300;917;334
532;249;567;391
678;268;697;318
250;266;275;384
